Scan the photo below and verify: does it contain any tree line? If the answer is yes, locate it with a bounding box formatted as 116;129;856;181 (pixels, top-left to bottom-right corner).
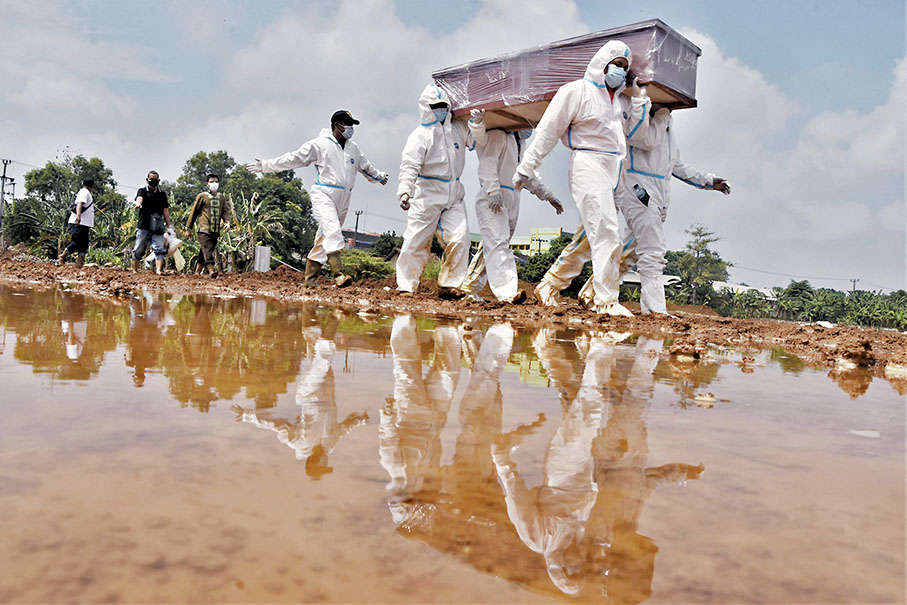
3;149;315;272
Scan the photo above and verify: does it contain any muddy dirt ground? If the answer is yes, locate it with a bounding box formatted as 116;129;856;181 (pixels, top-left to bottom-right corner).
2;257;905;392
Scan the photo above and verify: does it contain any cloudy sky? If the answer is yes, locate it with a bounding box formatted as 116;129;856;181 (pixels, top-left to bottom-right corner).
1;0;904;292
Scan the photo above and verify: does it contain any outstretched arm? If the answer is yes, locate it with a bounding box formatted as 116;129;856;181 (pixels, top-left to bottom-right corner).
357;152;389;185
248;140;318;174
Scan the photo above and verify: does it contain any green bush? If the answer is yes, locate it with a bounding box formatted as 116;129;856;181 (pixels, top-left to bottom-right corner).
340;247;395;280
421;257;441;281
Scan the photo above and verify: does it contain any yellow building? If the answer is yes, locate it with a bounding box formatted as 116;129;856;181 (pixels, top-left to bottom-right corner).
509;227;572;257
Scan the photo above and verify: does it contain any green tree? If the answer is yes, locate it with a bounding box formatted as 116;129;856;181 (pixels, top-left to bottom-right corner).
168;152;315;271
664;249;684;277
517;233;574;283
803;288;846;322
776;280;815;321
371;231;403;259
676;224;730;304
4;151;126;257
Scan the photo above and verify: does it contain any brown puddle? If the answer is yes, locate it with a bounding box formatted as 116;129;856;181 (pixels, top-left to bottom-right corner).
0;284;904;603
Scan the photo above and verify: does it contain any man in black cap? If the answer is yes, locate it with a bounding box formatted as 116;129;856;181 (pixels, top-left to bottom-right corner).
247;110;389;287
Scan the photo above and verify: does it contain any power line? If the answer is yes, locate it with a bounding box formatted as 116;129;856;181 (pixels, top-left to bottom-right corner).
358;210;406;225
732;264;854;282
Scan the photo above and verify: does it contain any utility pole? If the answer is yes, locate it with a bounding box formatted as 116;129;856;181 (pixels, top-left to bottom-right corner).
850;278;860;293
0;159;12;250
353;210;364;249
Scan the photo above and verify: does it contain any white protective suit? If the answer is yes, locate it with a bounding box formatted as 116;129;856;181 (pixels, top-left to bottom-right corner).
257;128;386;264
617;109;720;314
396;85;481;293
516;40;650;312
235;324;367;469
492;330;611;595
380;314;461;525
461;129;558;301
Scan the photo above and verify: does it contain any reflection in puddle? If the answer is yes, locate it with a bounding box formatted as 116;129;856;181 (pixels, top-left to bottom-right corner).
0;284;903;603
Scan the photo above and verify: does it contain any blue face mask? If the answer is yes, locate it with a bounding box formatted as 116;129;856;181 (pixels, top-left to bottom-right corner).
604;64;627;88
517;129;533;140
432;108;449;123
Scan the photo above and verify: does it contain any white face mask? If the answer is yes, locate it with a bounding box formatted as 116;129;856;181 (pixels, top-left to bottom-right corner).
342;125;354;140
208;182;219;193
604;64;627;88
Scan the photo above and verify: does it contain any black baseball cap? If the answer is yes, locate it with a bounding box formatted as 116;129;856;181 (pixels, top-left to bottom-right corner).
331;110;360;125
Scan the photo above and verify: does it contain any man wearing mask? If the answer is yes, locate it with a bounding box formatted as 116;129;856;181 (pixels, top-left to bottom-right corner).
461;117;563;303
514;40;651;316
187;174;234;278
58;178;95;267
131;170;171;274
246;110;389;288
395;85;483;299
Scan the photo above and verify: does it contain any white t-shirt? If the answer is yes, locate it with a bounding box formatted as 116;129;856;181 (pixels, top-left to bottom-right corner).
68;187;94;228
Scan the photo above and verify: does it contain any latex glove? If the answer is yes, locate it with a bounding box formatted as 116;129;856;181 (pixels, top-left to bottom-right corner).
246;158;264;173
399;192;411;211
631;77;648;98
377;171;389;186
488;192;504;214
546;195;564;215
470;109;485;125
712;178;731;195
512;169;532;191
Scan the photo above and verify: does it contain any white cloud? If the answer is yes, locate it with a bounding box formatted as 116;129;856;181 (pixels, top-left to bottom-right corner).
662;30;905;290
1;1;902;291
8;75;136;118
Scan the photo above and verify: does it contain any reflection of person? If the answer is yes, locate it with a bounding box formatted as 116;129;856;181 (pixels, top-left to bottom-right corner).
380;314;461;525
247;110;389;288
461;114;563;303
60;292;87;361
583;336;704;603
236;313;367;478
58;179;95;267
515;40;650;316
492;330;607;596
450;323;515;486
186;174;234;278
395;85;482;299
124;293;164;387
132;170;171;274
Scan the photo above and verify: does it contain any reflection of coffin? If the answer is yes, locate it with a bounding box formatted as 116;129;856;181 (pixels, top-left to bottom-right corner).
432;19;700;131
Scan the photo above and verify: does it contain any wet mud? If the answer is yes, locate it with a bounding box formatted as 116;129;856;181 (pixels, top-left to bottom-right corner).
2;258;905;383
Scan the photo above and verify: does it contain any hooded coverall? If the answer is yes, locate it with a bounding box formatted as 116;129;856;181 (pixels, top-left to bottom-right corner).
516;40;650;312
258;128;386;265
570;110;722;314
461;129;558;301
617;110;719;313
396;84;481;293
